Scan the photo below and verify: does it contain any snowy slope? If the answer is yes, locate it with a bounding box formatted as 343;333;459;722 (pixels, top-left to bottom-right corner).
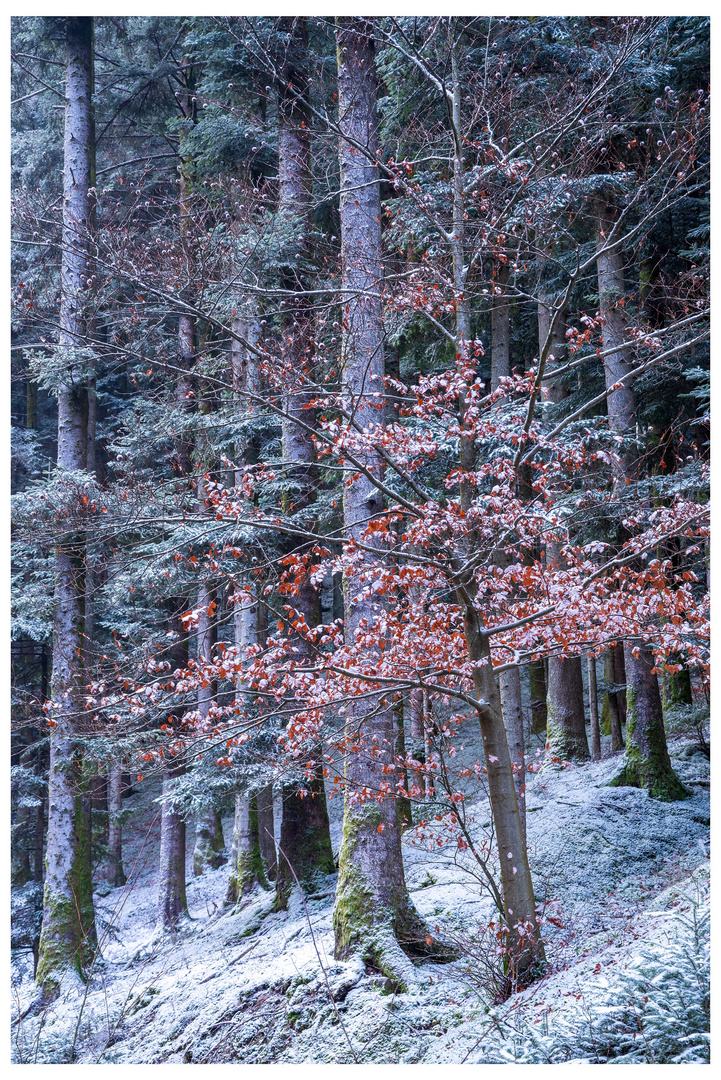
11;734;709;1064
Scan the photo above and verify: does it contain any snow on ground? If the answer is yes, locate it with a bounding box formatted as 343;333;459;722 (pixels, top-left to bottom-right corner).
11;733;710;1064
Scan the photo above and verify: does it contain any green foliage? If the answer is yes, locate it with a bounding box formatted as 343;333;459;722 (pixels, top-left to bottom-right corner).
482;887;709;1064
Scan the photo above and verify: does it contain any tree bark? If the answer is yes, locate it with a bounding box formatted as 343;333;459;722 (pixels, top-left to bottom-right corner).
545;655;589;762
34;796;45;884
106;764;126;888
157;765;188;929
226;793;267;903
276;769;334;906
613;643;627;725
394;696;413;830
490;262;511;391
528;660;548;735
538;290;568;404
604;647;625;751
588;655;601;761
500;668;526;837
257;784;276;881
609;642;689;801
544;542;589;762
36;16;96;997
332;20;426;982
192;583;226;875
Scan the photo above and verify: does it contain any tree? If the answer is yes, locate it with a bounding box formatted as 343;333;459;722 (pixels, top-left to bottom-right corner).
35;15;96;997
331;18;428;982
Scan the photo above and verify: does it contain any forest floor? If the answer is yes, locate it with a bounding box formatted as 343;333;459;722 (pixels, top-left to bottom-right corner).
11;725;710;1065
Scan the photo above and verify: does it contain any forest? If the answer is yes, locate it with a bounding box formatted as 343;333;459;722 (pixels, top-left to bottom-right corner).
10;15;709;1065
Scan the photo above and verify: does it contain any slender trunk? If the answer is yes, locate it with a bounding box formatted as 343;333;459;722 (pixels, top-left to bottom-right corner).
461;622;545;986
529;661;547;735
257;784;276;881
275;21;334;906
34;797;45;884
422;690;434;799
538;291;568;404
394;695;412;830
595;196;685;799
333;20;426;981
106;764;125;888
544;541;589;762
614;643;627;725
500;668;526;838
409;687;424;741
26;373;38;431
192;582;226;875
226;794;267;903
157;59;198;922
588;655;601;761
490;263;511;391
593;195;637;450
604;647;624;751
157;765;188;929
37;16;96;996
449;21;542;987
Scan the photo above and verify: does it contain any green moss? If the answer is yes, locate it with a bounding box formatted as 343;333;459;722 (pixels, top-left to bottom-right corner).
36;782;95;996
662;667;693;713
545;707;590;763
600;694;611;736
607;686;689;802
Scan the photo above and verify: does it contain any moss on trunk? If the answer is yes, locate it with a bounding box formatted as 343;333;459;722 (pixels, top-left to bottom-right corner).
608;643;689;802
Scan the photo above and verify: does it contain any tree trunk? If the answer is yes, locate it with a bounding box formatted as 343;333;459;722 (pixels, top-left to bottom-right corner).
528;660;547;735
593;195;637;451
545;655;589;762
491;262;511;390
333;20;426;983
274;18;334;907
500;668;526;837
36;16;96;997
462;623;545;986
588;654;601;761
106;764;126;888
538;291;568;404
544;542;589;762
451;18;542;989
604;647;625;751
226;794;267;903
409;687;424;741
34;796;45;884
276;769;334;907
595;195;685;799
157;765;188;930
257;784;276;881
192;582;226;875
609;642;689;801
394;696;413;830
193;808;226;876
614;643;627;725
